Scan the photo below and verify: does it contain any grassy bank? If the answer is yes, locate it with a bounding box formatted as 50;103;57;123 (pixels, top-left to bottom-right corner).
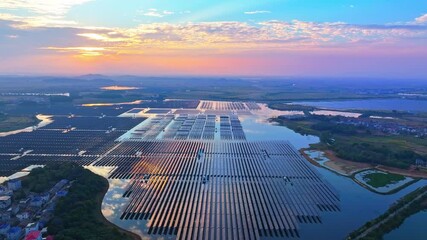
0;113;39;132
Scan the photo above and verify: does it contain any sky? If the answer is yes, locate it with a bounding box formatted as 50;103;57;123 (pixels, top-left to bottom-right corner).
0;0;427;78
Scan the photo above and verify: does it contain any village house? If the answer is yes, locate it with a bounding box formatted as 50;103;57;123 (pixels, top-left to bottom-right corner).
7;180;22;191
40;193;50;202
0;196;11;209
0;186;7;195
8;204;20;215
29;197;43;208
0;223;10;235
24;222;39;235
19;197;31;206
25;230;42;240
16;212;30;221
56;190;68;197
0;211;11;222
7;227;22;240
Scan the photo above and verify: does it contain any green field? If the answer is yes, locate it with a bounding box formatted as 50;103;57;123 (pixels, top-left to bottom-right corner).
0;114;39;132
363;172;405;188
273;114;427;169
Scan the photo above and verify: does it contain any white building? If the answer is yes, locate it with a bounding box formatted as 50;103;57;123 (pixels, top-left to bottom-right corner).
0;196;11;209
25;222;39;235
17;212;30;221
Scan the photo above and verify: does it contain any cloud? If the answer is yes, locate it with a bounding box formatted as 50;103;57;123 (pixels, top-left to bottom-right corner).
77;33;129;42
42;46;108;57
0;0;89;28
139;9;175;18
2;14;427;60
244;10;271;15
415;13;427;24
30;20;427;58
0;0;92;16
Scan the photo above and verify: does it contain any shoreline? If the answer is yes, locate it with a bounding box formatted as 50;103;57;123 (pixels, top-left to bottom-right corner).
0;114;53;137
301;143;427;180
301;148;425;194
97;177;142;240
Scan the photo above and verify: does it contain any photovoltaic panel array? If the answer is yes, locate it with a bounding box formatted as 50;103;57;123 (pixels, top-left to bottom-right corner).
100;140;339;239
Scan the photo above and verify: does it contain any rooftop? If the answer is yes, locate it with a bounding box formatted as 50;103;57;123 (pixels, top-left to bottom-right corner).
0;223;10;229
8;226;22;233
0;196;11;201
25;231;41;240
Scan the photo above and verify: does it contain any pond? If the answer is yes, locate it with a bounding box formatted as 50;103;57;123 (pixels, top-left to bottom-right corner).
354;169;414;194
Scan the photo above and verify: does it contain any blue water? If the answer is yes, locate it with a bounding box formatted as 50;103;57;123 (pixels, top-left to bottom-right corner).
300;167;427;240
294;99;427;112
384;210;427;240
241;117;319;149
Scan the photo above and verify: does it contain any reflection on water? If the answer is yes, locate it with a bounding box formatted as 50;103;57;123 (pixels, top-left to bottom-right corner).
240;116;319;149
101;178;153;239
100;164;427;240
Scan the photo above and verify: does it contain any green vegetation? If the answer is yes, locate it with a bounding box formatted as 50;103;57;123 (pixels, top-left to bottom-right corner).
268;103;316;112
23;163;139;240
348;186;427;240
22;164;80;193
0;113;39;132
274;115;427;169
363;172;405;188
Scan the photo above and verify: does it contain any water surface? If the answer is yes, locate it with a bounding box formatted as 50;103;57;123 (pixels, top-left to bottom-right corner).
295;99;427;112
384;210;427;240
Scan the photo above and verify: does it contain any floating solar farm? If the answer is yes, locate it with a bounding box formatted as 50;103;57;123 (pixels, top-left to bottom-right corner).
0;100;340;239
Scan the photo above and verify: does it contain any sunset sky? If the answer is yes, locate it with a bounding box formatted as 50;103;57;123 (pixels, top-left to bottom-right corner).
1;0;427;77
